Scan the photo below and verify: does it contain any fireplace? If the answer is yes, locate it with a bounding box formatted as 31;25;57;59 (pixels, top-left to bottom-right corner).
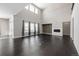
54;29;60;32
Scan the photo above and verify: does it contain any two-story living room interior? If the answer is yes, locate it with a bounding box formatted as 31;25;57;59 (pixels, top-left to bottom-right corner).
0;3;79;56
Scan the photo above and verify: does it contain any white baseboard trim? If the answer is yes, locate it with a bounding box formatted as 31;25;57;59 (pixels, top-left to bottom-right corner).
13;36;27;39
73;41;79;55
13;33;42;39
13;33;63;39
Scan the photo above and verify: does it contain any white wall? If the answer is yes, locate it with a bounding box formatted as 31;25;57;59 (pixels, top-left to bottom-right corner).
71;17;74;40
42;4;71;36
9;15;14;38
52;21;63;36
14;8;42;38
72;4;79;55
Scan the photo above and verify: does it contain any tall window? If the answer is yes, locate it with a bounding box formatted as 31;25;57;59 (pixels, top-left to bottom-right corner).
30;22;35;35
24;22;39;36
35;23;39;34
24;22;29;36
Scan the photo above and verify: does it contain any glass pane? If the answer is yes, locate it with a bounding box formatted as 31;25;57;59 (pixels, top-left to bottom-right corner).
35;23;38;34
24;22;29;36
30;23;34;35
35;8;38;14
25;5;29;10
30;4;34;13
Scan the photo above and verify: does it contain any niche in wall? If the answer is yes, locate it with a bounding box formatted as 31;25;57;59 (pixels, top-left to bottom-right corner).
42;24;52;34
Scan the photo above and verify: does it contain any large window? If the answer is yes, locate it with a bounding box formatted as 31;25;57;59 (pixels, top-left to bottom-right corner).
30;22;35;35
25;4;39;14
24;21;39;36
35;23;39;34
24;22;29;36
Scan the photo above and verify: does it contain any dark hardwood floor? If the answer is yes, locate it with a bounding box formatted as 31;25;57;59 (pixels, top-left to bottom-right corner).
0;34;78;56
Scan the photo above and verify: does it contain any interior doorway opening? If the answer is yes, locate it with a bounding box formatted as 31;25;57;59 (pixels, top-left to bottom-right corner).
63;22;70;37
0;18;9;39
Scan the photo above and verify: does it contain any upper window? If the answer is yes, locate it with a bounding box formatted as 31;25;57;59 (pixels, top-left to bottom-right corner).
25;4;39;14
35;8;38;14
25;5;29;10
30;4;34;13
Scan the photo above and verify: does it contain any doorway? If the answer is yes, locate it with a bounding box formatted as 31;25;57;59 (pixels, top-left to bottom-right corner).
0;18;9;39
63;22;70;37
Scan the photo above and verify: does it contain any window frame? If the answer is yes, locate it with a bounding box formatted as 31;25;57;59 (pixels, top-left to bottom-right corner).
25;4;39;14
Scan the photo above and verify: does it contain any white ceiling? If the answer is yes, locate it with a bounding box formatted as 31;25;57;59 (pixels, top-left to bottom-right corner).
0;3;72;16
34;3;72;10
0;3;28;15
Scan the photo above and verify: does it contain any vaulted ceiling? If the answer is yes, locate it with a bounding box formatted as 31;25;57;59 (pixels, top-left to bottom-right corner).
0;3;28;15
0;3;72;16
34;3;72;10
